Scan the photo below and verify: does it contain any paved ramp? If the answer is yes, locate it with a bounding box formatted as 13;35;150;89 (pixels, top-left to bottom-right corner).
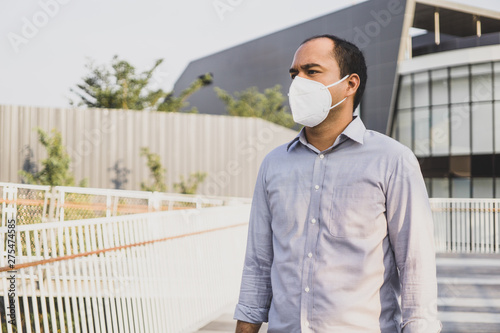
195;306;267;333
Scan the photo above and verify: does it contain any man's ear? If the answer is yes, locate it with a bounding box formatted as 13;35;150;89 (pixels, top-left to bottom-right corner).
346;74;360;97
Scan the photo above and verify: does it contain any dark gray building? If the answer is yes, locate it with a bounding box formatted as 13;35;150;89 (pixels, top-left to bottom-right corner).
175;0;406;133
175;0;500;198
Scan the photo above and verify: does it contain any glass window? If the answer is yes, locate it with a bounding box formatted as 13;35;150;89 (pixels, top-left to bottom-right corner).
472;103;493;154
496;179;500;198
494;62;500;100
450;66;469;104
414;72;429;108
414;108;430;156
424;178;432;197
450;104;470;155
431;69;448;105
450;156;471;177
495;103;500;153
396;109;412;149
471;63;492;102
471;155;493;177
452;177;471;198
472;178;494;198
432;178;449;198
398;75;412;109
390;114;397;139
431;106;449;156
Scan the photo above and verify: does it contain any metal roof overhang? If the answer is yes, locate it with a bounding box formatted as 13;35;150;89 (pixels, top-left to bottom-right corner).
413;0;500;37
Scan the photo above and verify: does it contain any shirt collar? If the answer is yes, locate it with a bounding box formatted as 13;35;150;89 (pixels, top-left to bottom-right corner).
342;116;365;145
287;116;366;152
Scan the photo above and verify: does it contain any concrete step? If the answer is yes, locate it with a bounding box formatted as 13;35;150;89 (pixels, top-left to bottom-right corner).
436;253;500;260
439;322;500;333
437;253;500;332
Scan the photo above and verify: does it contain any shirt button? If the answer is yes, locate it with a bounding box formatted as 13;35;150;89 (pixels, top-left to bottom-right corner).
305;321;310;327
308;252;313;258
314;185;319;190
311;218;316;224
305;287;310;292
319;154;324;159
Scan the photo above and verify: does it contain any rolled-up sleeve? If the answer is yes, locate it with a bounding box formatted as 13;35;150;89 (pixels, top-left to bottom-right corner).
386;148;442;333
234;160;273;324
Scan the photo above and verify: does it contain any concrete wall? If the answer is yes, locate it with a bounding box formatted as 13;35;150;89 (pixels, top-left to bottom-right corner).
0;104;297;197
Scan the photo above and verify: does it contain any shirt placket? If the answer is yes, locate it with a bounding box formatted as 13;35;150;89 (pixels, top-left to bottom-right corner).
300;151;327;332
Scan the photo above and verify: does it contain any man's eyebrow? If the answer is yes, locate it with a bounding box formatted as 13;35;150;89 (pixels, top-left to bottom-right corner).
289;63;323;73
301;63;322;69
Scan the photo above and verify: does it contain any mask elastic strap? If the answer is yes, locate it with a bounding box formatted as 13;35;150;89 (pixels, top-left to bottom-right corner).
328;97;347;110
323;74;350;89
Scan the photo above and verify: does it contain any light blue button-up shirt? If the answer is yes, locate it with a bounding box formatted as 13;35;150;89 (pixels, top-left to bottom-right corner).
234;116;441;333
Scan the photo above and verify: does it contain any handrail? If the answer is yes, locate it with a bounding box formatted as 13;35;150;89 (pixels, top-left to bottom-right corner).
0;182;51;191
0;222;248;273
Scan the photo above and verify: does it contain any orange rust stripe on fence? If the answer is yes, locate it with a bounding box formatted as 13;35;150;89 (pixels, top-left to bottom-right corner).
0;222;248;273
0;199;195;213
0;198;46;206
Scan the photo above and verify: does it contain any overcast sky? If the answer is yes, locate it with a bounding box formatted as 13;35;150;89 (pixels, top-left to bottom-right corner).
1;0;498;108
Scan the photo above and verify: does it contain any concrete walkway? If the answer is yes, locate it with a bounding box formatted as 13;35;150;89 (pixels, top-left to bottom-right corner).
195;304;267;333
196;253;500;333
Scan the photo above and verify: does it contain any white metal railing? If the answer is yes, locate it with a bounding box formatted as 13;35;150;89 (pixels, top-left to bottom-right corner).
0;204;251;333
54;186;229;222
0;182;250;225
430;198;500;254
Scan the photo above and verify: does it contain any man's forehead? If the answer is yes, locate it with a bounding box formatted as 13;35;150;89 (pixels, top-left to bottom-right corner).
297;38;334;54
291;38;336;66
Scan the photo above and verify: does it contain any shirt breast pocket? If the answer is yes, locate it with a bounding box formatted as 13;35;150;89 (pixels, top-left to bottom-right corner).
328;185;386;238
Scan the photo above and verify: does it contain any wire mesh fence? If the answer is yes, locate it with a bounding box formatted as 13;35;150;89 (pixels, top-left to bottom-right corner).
1;183;51;226
15;186;50;225
55;188;153;222
1;183;247;225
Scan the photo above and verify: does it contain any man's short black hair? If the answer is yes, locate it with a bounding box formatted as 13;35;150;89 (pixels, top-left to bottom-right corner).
301;34;367;112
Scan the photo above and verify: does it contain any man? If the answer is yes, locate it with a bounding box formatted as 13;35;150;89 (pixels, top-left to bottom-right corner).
234;35;442;333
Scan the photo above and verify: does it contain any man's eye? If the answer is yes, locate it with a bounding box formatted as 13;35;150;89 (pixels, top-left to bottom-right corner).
308;70;318;75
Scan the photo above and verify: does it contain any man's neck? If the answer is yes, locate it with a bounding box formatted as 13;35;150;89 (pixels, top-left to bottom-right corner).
304;109;353;152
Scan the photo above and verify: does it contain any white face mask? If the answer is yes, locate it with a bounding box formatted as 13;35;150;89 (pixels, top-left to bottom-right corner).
288;75;349;127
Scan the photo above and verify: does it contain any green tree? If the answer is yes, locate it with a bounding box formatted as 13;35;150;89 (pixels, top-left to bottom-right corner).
158;73;213;113
214;84;295;128
140;147;167;192
19;128;85;186
174;172;207;195
70;55;212;112
140;147;208;194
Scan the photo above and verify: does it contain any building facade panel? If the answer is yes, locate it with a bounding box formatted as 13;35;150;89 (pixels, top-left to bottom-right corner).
392;54;500;197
